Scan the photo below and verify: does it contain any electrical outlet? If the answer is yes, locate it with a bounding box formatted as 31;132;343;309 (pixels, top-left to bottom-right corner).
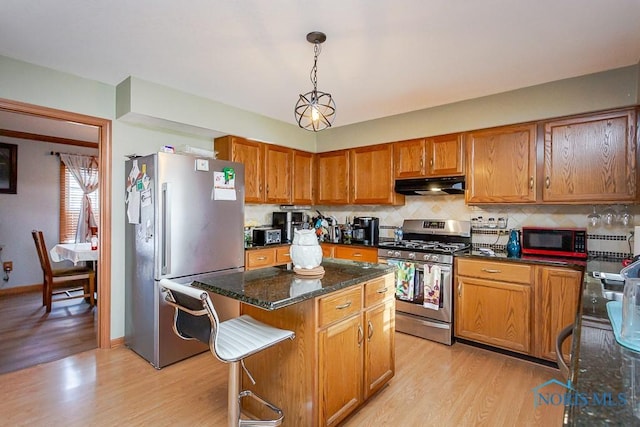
3;261;12;272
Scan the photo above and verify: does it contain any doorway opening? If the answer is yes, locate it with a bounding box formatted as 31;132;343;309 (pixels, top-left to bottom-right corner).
0;98;112;358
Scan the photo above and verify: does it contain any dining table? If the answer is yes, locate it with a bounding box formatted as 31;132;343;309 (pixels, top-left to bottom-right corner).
50;242;99;266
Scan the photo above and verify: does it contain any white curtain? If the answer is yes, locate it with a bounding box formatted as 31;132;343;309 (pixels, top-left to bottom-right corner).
60;154;99;243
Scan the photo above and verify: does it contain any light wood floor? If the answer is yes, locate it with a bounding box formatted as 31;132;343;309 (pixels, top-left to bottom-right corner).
0;291;96;375
0;332;564;426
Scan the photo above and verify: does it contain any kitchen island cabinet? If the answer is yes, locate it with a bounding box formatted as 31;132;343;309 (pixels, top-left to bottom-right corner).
192;260;396;426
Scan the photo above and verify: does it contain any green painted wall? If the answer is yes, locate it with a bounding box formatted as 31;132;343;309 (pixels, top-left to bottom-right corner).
316;64;640;151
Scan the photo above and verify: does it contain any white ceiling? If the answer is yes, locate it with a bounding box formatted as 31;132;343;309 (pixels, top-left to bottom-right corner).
1;0;639;131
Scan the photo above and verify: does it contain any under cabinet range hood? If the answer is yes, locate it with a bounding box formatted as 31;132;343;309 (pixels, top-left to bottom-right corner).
394;176;465;195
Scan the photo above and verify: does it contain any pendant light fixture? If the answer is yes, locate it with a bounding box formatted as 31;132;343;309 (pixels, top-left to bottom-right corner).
294;31;336;131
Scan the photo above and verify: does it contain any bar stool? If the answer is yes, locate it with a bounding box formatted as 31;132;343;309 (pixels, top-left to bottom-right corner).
160;279;295;427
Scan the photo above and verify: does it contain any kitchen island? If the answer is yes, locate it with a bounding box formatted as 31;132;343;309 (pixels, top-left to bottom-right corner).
192;259;396;427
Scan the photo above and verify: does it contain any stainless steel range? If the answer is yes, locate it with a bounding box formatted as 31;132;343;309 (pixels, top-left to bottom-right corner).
378;219;471;345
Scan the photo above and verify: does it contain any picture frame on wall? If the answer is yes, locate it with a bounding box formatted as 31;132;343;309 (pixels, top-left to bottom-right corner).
0;142;17;194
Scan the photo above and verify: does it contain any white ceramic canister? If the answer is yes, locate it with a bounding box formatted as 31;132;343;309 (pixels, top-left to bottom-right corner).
290;229;323;269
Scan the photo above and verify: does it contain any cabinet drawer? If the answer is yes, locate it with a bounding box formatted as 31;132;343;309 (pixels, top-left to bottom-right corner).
457;258;532;284
246;249;275;270
318;286;362;327
335;246;378;263
275;246;292;264
321;243;336;258
364;275;394;307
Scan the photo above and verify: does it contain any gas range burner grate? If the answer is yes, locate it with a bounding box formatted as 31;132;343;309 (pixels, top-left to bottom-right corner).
380;240;470;253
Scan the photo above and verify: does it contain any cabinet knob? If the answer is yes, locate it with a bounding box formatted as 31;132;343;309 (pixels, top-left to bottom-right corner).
529;177;534;189
358;324;364;346
481;268;501;273
545;176;550;188
458;282;462;297
367;320;374;340
429;159;433;167
376;287;388;294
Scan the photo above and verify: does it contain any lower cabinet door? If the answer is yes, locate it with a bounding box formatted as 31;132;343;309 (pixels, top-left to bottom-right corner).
364;300;395;399
455;276;532;354
318;314;363;427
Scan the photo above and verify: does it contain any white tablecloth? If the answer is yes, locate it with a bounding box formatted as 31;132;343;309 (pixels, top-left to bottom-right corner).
50;243;99;265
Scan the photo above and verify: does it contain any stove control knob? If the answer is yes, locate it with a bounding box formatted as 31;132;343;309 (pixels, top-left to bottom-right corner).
387;250;395;256
422;254;430;261
430;254;440;262
393;251;401;258
408;252;416;260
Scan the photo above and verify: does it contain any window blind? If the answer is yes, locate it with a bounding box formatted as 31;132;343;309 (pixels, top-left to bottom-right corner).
59;163;100;243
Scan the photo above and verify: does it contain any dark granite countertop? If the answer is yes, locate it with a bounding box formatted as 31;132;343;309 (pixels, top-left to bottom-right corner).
245;241;378;250
191;259;395;310
464;251;586;270
563;260;640;425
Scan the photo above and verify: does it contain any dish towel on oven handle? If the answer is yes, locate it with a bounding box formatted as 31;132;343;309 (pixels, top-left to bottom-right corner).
423;264;441;310
388;260;416;301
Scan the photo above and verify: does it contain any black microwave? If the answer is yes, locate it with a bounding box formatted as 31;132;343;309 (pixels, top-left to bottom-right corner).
521;227;587;259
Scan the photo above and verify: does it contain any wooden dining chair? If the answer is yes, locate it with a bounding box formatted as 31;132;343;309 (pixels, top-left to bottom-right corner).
31;230;96;313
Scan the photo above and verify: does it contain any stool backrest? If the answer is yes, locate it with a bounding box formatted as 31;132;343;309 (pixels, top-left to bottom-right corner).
160;279;222;357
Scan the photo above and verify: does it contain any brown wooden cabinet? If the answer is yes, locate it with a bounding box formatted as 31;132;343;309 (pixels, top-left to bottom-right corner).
215;135;265;203
534;266;582;361
317;275;395;426
456;258;583;361
317;286;363;427
455;259;533;354
264;144;292;204
315;150;350;204
363;277;395;400
216;135;314;205
394;134;464;179
316;145;403;206
351;143;403;205
465;124;537;204
292;149;314;205
542;109;637;203
321;243;378;263
241;273;395;427
244;246;291;271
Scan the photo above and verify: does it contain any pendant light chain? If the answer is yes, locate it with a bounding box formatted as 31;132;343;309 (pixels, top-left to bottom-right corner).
310;43;321;93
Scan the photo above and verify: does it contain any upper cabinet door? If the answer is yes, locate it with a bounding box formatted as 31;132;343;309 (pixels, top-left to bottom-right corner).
215;136;265;203
292;150;314;205
264;144;292;204
351;143;402;205
393;138;426;178
316;150;350;205
542;109;637;203
466;124;537;204
427;133;464;176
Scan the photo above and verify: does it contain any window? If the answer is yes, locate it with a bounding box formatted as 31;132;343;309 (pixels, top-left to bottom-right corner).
59;163;100;243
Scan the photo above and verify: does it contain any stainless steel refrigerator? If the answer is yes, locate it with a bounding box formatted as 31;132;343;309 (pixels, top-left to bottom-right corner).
124;152;245;368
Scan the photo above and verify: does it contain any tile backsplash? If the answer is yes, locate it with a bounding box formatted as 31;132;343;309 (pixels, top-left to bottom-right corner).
245;196;638;258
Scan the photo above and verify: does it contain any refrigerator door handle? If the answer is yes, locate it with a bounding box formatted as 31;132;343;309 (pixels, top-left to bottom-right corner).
161;182;171;275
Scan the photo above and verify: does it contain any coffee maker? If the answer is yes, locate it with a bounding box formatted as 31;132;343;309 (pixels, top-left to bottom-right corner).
272;212;305;243
351;217;379;245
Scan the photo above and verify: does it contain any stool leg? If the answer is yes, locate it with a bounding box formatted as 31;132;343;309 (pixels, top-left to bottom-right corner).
228;361;241;427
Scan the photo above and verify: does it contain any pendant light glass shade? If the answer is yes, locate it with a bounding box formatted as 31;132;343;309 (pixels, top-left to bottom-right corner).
294;32;336;131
